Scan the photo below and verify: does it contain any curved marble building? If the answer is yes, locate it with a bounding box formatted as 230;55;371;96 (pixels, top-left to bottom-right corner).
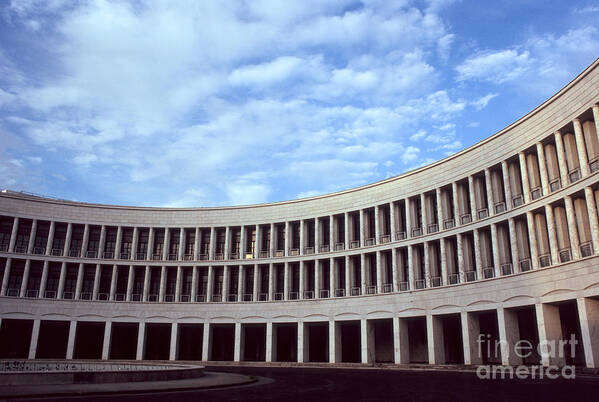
1;59;599;368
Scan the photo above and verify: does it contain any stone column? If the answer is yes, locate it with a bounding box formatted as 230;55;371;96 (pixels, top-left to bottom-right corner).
178;228;185;260
452;182;460;223
64;222;73;256
360;254;367;294
360;318;370;364
518;152;531;203
374;206;380;244
163;228;171;261
131;227;138;261
240;226;246;259
391;248;398;291
39;260;49;298
284;222;289;256
238;265;244;301
328;319;336;363
535;303;566;367
439;239;447;284
209;227;216;260
554;131;569;188
169;323;178;361
497;307;521;366
194;227;200;260
57;262;66;299
473;230;482;279
268;263;274;301
234;322;242;362
66;320;77;359
253;265;259;301
359;209;365;247
585;187;599;254
484;169;494;216
266;321;273;362
508;218;519;272
269;223;275;257
329;215;335;249
95;225;103;257
126;265;134;301
297;320;304;363
283;262;289;300
314;218;320;253
594;105;599;141
376;251;383;292
115;226;123;259
407;245;414;290
344;212;350;250
501;161;512;210
8;217;19;253
191;266;198;302
136;322;145;360
527;211;541;269
389;202;397;239
0;258;11;296
93;264;101;300
544;206;559;266
577;297;599;368
299;261;305;299
344;255;351;296
573;119;589;177
436;188;444;226
27;219;37;254
537;142;550;196
299;220;305;255
423;242;430;287
421;193;428;231
143;265;150;302
329;257;336;296
426;314;444;364
490;224;500;277
159;265;166;302
175;265;182;302
456;234;464;282
202;322;210;361
223;265;230;301
461;312;482;365
28;319;41;359
109;264;118;301
206;266;214;302
147;227;154;260
102;321;112;360
468;176;476;218
74;262;84;299
564;196;581;259
19;259;31;297
45;221;55;256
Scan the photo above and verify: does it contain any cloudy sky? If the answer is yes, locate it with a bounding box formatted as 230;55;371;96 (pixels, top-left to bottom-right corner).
1;1;598;207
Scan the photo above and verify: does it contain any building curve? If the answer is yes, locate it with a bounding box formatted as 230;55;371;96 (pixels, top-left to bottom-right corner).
1;58;599;367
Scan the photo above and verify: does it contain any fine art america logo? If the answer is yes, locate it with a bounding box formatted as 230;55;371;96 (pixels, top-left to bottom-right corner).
475;333;578;379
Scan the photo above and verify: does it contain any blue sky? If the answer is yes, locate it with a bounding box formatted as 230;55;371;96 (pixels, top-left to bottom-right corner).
1;0;598;207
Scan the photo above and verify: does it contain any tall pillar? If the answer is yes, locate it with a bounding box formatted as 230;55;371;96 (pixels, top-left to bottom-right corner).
269;223;275;257
191;266;198;302
456;234;464;282
467;176;476;218
175;266;182;302
66;320;77;359
490;224;500;277
585;187;599;254
169;323;178;360
102;321;112;360
329;257;335;295
389;202;397;240
374;206;380;243
39;260;49;298
0;258;11;296
8;217;19;253
28;319;41;359
266;321;273;362
344;255;351;295
594;105;599;141
359;209;365;247
391;248;398;291
19;259;31;297
360;318;370;364
376;251;383;292
518;152;531;203
564;196;581;259
537;142;550;196
253;265;259;301
501;161;512;210
206;266;214;302
283;262;289;300
143;265;150;301
115;226;123;259
407;245;414;290
45;221;55;256
421;193;428;231
299;220;305;255
544;206;559;265
360;254;367;294
202;322;210;361
57;262;66;299
27;219;37;254
577;297;599;368
423;242;430;287
268;263;274;301
94;225;103;257
554;131;569;188
109;265;118;301
234;322;242;362
497;307;521;366
163;228;170;261
130;227;138;261
452;182;460;223
223;265;230;301
508;219;519;272
297;321;304;363
147;227;154;260
461;312;482;365
63;222;73;256
93;264;101;300
535;303;566;367
329;319;337;363
159;265;166;301
238;265;244;301
178;228;185;260
344;212;350;250
484;169;494;216
136;322;145;360
329;215;335;249
299;261;305;298
473;230;482;280
573;119;589;177
426;314;444;364
527;211;541;269
240;226;246;259
194;227;200;260
439;239;447;284
314;260;321;297
126;265;134;301
284;222;289;256
74;262;84;299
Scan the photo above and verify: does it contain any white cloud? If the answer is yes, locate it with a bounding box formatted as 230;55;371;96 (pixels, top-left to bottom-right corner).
471;93;498;110
455;49;531;83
